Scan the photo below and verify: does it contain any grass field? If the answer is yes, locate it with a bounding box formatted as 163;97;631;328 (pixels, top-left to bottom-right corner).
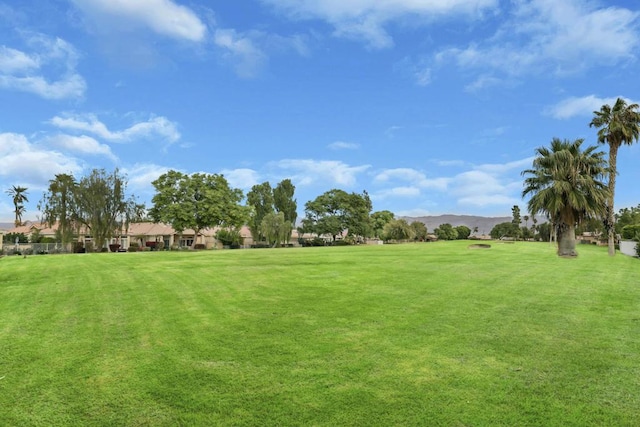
1;241;639;426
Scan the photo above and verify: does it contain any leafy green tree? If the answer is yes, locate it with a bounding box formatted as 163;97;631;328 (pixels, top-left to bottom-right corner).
410;221;428;241
246;182;275;243
490;222;519;239
74;169;140;252
6;185;28;226
536;222;551;242
383;219;414;242
260;211;291;247
150;171;247;249
273;179;297;238
344;190;373;239
590;98;640;256
39;174;78;249
434;223;457;240
371;210;395;239
455;225;471;240
39;170;138;252
511;205;522;240
615;204;640;234
522;138;609;257
303;189;372;241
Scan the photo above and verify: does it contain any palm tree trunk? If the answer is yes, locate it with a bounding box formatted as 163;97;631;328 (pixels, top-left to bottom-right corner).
607;144;618;256
557;223;578;257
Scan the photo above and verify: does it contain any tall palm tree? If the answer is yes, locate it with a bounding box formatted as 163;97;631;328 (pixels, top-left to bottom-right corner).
522;138;609;257
590;97;640;256
5;185;29;226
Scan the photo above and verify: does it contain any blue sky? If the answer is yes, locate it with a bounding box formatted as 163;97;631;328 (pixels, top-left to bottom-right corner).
1;0;639;223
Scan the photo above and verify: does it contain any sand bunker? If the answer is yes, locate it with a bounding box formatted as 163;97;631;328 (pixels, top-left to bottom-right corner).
468;244;491;249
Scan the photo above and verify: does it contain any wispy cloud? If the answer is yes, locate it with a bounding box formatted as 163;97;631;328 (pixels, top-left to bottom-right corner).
220;168;261;190
374;168;450;191
435;0;640;83
545;95;637;119
48;113;181;145
0;34;86;99
275;159;370;187
214;28;309;78
70;0;207;42
122;163;173;194
328;141;360;150
261;0;497;49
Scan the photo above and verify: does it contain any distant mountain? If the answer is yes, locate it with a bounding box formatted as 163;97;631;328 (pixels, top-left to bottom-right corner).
400;214;515;236
0;222;13;231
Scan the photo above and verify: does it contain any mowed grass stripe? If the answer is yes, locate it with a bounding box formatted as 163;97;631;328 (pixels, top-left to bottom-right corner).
1;242;639;425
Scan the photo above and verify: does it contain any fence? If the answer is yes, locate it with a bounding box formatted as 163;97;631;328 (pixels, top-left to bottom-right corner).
2;243;73;255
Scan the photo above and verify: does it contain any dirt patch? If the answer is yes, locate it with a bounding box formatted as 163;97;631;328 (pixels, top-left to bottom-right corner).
468;244;491;249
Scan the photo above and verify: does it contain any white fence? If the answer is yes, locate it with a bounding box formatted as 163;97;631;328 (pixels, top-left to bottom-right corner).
620;240;638;257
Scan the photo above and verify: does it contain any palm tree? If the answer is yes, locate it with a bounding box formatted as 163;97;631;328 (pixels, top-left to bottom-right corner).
522;138;609;257
590;97;640;256
5;185;29;226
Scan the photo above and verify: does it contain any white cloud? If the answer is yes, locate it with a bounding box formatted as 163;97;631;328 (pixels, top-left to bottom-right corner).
275;159;370;187
214;29;268;78
436;0;640;80
545;95;637;120
374;168;450;191
48;134;117;161
121;163;173;194
373;186;421;199
261;0;498;48
49;113;181;145
213;28;309;78
0;133;83;184
328;141;360;150
220;168;261;190
0;34;86;99
70;0;207;42
374;158;530;210
475;157;535;175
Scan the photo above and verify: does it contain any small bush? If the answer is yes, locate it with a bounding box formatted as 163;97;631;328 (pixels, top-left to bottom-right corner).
251;243;271;249
622;224;640;240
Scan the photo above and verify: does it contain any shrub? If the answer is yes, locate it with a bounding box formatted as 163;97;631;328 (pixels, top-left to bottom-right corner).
621;224;640;240
216;228;243;246
194;244;206;250
128;242;139;252
251;243;271;249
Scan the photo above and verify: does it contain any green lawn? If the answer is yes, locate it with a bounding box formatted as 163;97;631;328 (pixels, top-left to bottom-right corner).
1;241;639;426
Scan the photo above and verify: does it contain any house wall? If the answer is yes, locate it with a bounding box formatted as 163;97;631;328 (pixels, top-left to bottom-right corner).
620;240;638;257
